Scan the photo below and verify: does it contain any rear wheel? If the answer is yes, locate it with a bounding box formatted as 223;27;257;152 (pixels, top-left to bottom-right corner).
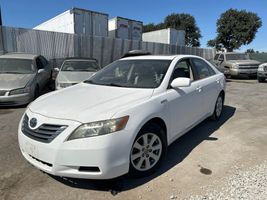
211;93;224;121
129;123;166;177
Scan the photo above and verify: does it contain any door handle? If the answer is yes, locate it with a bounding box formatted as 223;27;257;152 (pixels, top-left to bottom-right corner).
216;78;220;83
196;86;202;92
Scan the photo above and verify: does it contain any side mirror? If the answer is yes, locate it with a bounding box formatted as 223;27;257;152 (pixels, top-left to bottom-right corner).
218;57;224;62
38;69;44;73
54;68;60;72
171;78;191;88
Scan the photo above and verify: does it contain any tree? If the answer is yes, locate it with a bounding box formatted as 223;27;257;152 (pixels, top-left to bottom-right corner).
164;13;201;47
246;49;255;53
207;9;262;52
143;13;202;47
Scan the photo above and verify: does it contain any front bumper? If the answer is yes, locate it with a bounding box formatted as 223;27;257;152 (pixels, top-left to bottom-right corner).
257;71;267;78
0;93;32;106
229;68;257;77
18;110;131;179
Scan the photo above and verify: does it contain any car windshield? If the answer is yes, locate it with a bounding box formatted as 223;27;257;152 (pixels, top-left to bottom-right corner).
0;58;35;74
85;59;171;88
61;60;99;72
225;54;249;61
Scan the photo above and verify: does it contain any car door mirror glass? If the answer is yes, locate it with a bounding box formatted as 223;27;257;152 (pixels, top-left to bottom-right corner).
54;68;60;72
171;78;191;88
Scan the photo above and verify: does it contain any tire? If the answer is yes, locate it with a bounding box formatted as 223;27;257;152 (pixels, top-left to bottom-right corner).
34;85;40;99
258;77;265;83
211;93;224;121
129;123;167;177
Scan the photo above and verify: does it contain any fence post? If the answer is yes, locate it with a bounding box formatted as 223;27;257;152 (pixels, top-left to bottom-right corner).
0;26;5;55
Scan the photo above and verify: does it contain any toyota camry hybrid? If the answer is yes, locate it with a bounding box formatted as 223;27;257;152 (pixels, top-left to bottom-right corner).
18;55;226;179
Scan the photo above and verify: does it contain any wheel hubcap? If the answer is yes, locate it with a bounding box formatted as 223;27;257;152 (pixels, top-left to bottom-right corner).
216;96;223;117
131;133;162;171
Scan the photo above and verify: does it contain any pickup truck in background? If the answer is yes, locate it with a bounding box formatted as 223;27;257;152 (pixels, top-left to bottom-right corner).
213;52;260;78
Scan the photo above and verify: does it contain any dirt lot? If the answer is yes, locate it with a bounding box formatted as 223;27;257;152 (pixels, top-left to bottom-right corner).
0;80;266;200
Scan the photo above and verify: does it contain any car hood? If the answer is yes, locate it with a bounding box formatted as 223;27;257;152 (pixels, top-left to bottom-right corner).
227;60;260;65
0;73;35;90
57;71;95;83
29;83;154;123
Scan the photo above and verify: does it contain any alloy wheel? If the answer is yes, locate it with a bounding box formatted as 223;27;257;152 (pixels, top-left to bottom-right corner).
130;133;162;171
216;96;223;118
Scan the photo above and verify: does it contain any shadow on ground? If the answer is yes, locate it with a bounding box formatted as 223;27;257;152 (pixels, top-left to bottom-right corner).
49;105;236;195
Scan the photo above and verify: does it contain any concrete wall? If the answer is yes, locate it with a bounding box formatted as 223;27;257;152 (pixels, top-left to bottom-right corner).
0;26;215;67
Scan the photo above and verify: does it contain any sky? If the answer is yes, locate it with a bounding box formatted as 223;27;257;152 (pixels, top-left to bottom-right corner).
0;0;266;52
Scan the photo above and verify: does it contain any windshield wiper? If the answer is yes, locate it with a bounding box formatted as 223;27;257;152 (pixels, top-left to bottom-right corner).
84;80;94;84
107;83;123;87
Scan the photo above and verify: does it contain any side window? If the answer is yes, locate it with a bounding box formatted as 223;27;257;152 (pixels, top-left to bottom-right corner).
214;54;219;60
170;59;193;83
218;54;224;61
191;58;215;80
36;57;44;69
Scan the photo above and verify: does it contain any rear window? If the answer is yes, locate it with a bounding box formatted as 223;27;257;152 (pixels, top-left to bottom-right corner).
61;60;100;72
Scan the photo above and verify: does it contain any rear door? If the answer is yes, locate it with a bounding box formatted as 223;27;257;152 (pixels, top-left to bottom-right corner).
166;58;204;141
190;58;221;117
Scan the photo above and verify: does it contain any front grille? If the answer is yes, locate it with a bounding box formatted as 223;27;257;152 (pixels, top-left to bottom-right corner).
0;90;7;96
238;64;259;70
22;114;67;143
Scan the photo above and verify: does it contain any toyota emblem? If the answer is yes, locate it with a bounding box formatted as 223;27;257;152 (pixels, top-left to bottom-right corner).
29;118;37;128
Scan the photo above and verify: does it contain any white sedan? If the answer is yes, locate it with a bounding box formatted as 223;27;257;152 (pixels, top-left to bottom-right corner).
18;55;226;179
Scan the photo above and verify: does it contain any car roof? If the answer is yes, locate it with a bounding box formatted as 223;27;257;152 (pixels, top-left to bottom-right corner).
120;55;201;60
0;53;39;60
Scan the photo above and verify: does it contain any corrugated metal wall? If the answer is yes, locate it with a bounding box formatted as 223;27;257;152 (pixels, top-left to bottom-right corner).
0;26;215;67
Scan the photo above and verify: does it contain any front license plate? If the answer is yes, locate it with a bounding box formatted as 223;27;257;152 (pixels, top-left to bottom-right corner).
24;142;39;158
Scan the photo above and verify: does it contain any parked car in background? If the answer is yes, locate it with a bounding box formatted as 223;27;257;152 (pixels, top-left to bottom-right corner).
257;63;267;82
0;53;52;106
207;59;231;78
213;52;260;78
55;57;100;90
18;55;225;179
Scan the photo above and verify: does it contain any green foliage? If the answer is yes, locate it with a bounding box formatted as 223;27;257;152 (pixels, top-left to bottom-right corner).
249;53;267;63
246;49;255;53
207;9;262;52
143;13;202;47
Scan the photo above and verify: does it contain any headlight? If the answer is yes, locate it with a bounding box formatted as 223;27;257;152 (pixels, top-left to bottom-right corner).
232;64;239;69
258;65;264;71
9;87;31;95
67;116;129;141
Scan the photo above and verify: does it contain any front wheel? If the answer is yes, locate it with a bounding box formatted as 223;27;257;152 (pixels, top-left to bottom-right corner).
129;123;166;177
258;77;265;83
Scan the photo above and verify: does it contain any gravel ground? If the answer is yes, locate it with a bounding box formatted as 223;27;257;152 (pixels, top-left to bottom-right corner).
0;79;267;200
187;161;267;200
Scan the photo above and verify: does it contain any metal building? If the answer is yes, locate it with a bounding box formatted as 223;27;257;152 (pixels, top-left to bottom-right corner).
33;8;108;37
108;17;143;40
142;28;185;46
